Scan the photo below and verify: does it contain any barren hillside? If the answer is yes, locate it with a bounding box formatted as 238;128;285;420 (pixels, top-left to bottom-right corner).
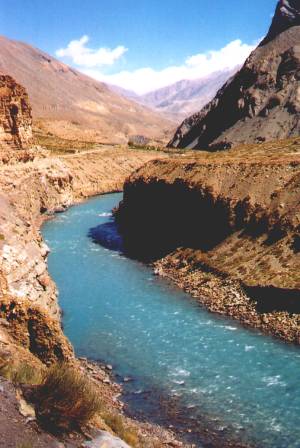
0;36;174;144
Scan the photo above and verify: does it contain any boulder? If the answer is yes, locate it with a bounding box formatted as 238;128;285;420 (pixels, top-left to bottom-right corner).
82;431;130;448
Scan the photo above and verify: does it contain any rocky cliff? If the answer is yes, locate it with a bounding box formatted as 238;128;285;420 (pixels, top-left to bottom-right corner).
0;74;33;157
169;0;300;150
0;148;166;366
116;140;300;342
264;0;300;44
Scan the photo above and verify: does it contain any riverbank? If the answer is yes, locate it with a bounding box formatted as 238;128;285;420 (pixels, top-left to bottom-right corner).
0;147;185;447
115;139;300;345
43;191;300;448
153;249;300;344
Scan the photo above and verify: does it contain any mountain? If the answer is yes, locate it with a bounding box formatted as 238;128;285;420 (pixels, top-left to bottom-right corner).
139;69;237;121
169;0;300;150
110;69;238;122
0;35;174;144
109;85;141;102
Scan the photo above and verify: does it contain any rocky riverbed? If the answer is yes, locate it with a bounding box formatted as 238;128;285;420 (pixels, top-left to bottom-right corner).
154;249;300;344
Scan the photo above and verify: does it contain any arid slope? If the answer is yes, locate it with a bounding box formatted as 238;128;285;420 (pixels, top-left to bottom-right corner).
0;35;174;144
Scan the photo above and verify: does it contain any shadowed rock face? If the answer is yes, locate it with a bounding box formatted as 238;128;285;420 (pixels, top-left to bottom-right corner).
264;0;300;43
169;0;300;150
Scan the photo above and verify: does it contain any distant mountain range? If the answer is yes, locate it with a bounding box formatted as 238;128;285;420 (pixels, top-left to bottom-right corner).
169;0;300;150
0;35;174;144
0;35;254;146
111;68;238;122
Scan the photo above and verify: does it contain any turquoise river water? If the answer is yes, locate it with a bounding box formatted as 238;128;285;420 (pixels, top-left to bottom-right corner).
42;193;300;448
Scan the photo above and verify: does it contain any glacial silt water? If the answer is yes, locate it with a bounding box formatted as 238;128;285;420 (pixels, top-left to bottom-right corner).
42;193;300;447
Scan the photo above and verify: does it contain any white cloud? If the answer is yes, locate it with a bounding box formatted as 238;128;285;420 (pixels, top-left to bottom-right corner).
56;37;256;94
56;35;128;68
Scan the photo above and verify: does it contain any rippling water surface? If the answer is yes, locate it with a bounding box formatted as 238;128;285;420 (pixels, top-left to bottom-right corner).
42;193;300;447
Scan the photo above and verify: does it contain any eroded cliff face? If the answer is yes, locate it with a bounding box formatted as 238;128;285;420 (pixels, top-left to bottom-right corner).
0;148;165;364
0;74;33;157
117;154;300;286
116;143;300;342
169;1;300;150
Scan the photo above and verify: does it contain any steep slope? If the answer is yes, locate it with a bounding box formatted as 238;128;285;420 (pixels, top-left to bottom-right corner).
169;0;300;150
139;68;237;121
0;73;33;162
0;36;173;144
115;139;300;343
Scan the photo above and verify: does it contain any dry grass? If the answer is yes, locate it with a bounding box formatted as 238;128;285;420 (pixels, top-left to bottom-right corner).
0;359;43;386
33;127;99;154
34;363;103;433
16;442;34;448
175;136;300;164
102;412;139;447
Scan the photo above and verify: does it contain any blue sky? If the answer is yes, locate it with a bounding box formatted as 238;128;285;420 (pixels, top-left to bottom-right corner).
0;0;278;93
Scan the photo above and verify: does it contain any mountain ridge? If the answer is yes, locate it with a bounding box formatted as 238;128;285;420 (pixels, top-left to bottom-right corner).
110;68;238;122
169;0;300;150
0;35;174;144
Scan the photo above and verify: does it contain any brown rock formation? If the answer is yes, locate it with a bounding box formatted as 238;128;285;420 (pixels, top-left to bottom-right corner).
115;141;300;342
169;0;300;150
0;74;32;153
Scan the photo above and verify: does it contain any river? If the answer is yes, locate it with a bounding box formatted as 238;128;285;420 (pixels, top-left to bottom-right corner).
42;193;300;448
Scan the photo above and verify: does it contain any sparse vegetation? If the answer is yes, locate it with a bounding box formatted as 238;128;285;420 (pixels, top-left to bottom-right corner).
102;412;139;447
34;363;103;433
33;127;100;154
16;441;34;448
0;359;43;386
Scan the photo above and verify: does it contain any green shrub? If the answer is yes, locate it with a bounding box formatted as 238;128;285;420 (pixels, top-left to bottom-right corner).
35;363;103;433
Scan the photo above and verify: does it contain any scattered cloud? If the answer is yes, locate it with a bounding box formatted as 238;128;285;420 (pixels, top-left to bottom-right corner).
56;37;256;95
56;35;127;68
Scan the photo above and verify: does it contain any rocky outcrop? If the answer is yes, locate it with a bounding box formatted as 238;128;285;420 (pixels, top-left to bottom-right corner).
116;155;300;277
0;74;33;155
115;146;300;342
264;0;300;44
169;0;300;150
